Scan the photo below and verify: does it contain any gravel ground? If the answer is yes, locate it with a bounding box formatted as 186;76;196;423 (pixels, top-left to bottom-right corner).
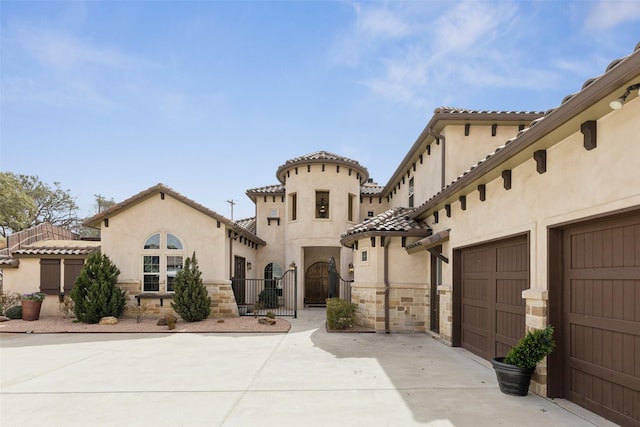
0;315;291;334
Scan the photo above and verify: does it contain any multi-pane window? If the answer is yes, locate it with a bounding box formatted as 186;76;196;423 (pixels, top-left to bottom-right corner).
316;191;329;219
142;233;183;293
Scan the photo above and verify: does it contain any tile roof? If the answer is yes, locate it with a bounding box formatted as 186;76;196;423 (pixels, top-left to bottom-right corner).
235;217;257;235
361;183;384;196
12;246;101;256
410;42;640;219
340;207;431;246
0;257;19;267
245;184;285;202
433;107;545;115
276;150;369;184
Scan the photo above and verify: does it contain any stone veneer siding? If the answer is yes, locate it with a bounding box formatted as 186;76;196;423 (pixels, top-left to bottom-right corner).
352;283;429;332
119;279;239;319
524;294;550;396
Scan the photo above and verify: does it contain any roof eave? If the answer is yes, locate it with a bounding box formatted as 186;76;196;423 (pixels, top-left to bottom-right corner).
411;49;640;219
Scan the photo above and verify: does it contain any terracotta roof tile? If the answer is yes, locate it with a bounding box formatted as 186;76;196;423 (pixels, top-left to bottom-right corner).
235;217;257;235
246;184;285;195
434;106;545;115
0;257;19;267
341;207;431;245
361;184;384;195
12;246;101;256
276;150;369;184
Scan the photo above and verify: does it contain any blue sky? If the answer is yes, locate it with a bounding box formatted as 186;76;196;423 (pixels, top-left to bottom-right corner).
2;1;640;221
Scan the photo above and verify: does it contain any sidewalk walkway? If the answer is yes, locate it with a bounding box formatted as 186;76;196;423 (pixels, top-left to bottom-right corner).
0;309;615;427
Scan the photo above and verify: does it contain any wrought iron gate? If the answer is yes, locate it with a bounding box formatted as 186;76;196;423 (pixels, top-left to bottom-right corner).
231;267;297;318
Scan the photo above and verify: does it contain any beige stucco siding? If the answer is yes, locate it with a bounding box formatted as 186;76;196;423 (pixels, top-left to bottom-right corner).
426;96;640;343
255;196;286;278
99;194;228;287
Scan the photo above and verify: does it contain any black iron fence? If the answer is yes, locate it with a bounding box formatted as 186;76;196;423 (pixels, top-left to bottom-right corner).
329;257;353;303
231;267;297;318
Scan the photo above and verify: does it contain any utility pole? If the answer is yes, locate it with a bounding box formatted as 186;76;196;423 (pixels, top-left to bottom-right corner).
226;199;236;220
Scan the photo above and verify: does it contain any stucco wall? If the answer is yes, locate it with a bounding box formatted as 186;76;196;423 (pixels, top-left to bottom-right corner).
99;194;228;289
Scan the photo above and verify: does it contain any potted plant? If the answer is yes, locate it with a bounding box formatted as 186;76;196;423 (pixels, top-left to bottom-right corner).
21;292;46;321
491;325;555;396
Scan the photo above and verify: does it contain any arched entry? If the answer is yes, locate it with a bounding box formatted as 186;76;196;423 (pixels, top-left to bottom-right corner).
305;261;329;306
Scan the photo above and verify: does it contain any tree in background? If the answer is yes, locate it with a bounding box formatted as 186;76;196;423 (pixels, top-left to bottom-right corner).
0;172;79;238
93;194;116;214
171;252;211;322
70;252;126;324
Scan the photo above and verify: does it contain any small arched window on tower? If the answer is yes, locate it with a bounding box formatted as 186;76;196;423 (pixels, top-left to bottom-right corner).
316;191;329;219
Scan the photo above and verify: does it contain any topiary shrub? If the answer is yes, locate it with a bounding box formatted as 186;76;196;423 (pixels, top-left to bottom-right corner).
6;305;22;319
70;252;126;324
258;288;279;309
326;298;357;330
171;252;211;322
504;325;555;369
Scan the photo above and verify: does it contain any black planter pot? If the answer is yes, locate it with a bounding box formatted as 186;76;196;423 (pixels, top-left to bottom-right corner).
491;357;535;396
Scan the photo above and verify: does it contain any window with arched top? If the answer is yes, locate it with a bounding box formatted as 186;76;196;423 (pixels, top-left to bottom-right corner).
265;262;284;296
142;232;184;293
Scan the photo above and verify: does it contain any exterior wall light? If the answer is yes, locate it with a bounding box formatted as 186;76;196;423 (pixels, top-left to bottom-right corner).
348;263;354;273
610;83;640;110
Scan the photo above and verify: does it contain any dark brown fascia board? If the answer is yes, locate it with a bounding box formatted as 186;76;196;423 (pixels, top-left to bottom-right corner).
276;158;369;184
411;50;640;220
81;184;268;245
340;229;431;248
381;112;543;198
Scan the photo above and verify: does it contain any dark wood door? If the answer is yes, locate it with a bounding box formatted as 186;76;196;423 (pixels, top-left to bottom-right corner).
459;235;528;360
563;213;640;426
305;261;329;305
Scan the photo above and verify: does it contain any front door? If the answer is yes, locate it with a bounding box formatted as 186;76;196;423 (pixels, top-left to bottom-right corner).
305;261;329;306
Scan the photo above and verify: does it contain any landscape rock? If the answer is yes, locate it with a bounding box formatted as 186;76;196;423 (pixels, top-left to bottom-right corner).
0;316;10;322
258;318;276;326
99;316;119;325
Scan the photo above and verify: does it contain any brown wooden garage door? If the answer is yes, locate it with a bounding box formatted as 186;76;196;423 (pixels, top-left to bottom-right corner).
458;235;529;360
563;213;640;426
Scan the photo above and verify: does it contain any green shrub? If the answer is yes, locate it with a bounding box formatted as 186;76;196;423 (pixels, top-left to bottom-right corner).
0;291;22;316
504;325;555;369
6;305;22;319
70;252;126;324
266;311;275;319
258;288;278;309
326;298;356;330
171;252;211;322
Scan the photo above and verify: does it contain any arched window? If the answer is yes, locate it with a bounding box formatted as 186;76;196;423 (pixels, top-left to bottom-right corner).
264;262;284;295
142;232;184;293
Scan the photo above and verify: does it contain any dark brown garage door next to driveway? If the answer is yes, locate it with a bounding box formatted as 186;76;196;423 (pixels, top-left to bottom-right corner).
561;212;640;426
456;235;529;360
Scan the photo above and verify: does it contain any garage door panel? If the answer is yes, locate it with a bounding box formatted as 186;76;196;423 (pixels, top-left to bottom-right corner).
459;235;528;360
564;212;640;426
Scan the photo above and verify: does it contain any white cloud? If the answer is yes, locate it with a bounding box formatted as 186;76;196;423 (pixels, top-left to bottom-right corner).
356;4;410;39
16;26;145;71
585;0;640;30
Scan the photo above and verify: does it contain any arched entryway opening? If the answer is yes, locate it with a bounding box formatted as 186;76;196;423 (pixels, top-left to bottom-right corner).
304;261;329;306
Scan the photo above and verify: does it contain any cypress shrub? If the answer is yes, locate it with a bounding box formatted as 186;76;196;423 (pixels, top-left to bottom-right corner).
326;298;357;330
171;252;211;322
70;252;126;324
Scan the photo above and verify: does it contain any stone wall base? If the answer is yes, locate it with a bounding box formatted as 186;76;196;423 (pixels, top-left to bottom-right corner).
352;283;428;332
119;279;239;320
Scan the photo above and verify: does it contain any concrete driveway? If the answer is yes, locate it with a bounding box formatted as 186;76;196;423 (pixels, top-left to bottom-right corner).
0;309;615;427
